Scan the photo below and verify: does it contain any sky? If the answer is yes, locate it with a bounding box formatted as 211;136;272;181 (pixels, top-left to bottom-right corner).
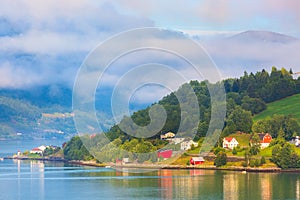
1;0;300;106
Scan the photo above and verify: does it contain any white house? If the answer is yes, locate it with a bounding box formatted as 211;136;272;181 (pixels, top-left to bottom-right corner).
160;132;175;140
181;140;198;151
168;137;185;144
296;136;299;147
223;137;239;149
30;147;44;155
30;145;47;155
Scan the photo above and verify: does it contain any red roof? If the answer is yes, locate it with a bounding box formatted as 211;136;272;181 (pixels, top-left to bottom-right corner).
31;148;42;151
224;137;233;142
261;133;272;143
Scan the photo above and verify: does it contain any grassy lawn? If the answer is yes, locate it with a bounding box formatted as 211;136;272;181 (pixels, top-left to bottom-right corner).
259;147;273;157
227;133;251;148
187;146;201;154
253;94;300;122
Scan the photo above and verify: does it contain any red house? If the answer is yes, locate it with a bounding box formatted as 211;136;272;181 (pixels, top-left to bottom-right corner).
259;133;272;148
190;157;205;165
157;149;172;159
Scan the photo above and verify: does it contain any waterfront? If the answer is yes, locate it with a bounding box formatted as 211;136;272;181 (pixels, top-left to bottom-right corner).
0;159;299;200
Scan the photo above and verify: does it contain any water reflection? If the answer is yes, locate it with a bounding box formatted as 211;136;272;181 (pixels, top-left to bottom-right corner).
297;179;300;200
223;173;238;200
1;160;300;200
30;161;45;200
260;174;272;200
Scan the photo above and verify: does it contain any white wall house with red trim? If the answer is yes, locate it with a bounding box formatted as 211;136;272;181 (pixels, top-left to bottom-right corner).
222;137;239;149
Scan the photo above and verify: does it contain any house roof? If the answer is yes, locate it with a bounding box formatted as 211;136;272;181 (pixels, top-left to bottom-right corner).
252;133;272;143
31;148;42;151
191;157;205;162
224;137;234;142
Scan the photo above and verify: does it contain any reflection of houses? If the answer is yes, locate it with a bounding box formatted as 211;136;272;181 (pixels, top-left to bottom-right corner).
158;170;173;200
160;132;175;140
190;157;205;165
296;179;300;200
258;133;272;149
223;174;238;200
222;137;239;149
181;140;198;150
260;174;272;200
158;149;172;160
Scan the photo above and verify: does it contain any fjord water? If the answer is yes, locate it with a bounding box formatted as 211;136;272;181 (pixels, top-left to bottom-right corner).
0;159;299;200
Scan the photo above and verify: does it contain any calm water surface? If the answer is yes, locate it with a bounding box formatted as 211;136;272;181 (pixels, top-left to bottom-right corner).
0;159;299;200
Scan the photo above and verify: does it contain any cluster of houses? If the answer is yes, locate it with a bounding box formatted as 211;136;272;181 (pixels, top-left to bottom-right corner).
158;132;204;165
28;145;60;156
116;131;300;166
222;133;273;150
160;132;199;151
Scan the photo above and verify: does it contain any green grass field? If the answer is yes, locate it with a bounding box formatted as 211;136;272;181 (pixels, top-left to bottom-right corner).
253;94;300;122
227;133;251;147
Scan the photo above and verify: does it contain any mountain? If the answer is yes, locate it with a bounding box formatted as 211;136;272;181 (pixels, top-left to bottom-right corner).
228;30;298;44
202;30;300;79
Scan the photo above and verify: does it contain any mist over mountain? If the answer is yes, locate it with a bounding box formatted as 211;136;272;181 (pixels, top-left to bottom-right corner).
1;30;300;140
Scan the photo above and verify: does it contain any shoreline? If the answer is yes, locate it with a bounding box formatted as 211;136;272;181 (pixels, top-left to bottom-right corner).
5;156;300;173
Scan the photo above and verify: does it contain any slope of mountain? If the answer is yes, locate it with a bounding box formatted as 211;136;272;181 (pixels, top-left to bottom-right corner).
253;93;300;123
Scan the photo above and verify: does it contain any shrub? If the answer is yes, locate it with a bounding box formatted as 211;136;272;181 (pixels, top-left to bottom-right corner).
254;159;261;167
249;160;255;167
214;152;227;167
241;161;248;167
260;156;266;165
232;147;237;155
213;147;225;155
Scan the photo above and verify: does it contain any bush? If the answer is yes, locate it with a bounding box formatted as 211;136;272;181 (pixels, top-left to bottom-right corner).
214;152;227;167
260;156;266;165
249;160;255;167
213;147;225;155
186;160;190;166
254;159;261;167
241;161;248;167
232;147;237;155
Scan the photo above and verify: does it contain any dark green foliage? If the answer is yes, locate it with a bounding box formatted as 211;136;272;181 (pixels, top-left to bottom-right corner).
271;142;300;169
254;159;261;167
241;96;266;115
44;146;61;156
249;133;260;155
252;115;300;140
226;106;253;134
63;136;94;161
249;160;255;167
232;147;237;155
214;152;227;167
261;156;266;165
213;147;225;155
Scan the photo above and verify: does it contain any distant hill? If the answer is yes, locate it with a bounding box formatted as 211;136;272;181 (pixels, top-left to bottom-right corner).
228;30;298;44
253;94;300;123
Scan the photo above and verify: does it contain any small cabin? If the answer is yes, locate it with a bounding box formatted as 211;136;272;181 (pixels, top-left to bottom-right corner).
190;157;205;165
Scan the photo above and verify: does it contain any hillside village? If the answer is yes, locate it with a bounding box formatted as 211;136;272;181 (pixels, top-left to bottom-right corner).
10;68;300;170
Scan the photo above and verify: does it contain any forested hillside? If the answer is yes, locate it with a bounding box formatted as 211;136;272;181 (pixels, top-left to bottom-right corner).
63;67;300;161
105;67;300;141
